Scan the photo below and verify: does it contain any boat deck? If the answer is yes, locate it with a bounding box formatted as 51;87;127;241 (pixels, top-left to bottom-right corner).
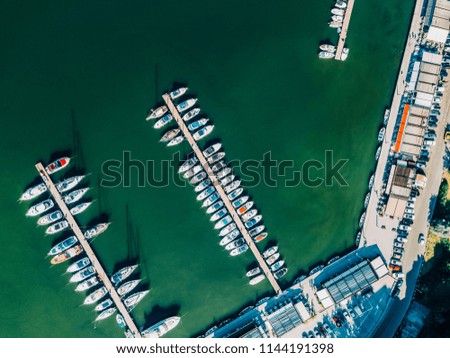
335;0;355;61
162;94;282;294
35;163;142;338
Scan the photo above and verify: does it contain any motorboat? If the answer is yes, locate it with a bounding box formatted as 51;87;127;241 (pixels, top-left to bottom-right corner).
202;192;220;207
193;125;214;141
225;238;245;251
48;236;78;256
230;244;248;256
266;253;280;265
271;260;285;272
67;257;90;273
84;286;108;305
341;47;349;61
19;183;47;201
364;192;370;208
141;317;181;338
384;109;391;125
249;225;265;237
309;265;324;276
95;308;116;321
359;212;366;228
84;223;110;240
210;208;228;222
293;275;307;285
56;175;85;193
246;267;261;277
71;265;97;283
116;314;126;328
70;201;92;216
51;245;83;265
63;188;89;205
239;306;255;316
244;215;262;229
355;231;362;246
241;209;258;222
117;279;141;297
327;256;340;265
182;108;200;122
75;276;99;292
37;210;62;225
206;200;224;214
146;105;168;121
368;174;375;189
253;232;268;243
214;215;233;230
249;274;265;285
319;51;335;59
216;167;231;180
45;220;69;235
328;21;342;28
263;246;278;259
220;174;235;187
274;268;288;279
219;229;240;246
167;135;184;147
378;127;385;142
188;118;209;131
219;223;237;237
111;265;139;286
194;179;211;193
256;297;270;306
227;187;243;201
183;164;203;179
224;180;241;194
124;290;150;311
169;87;188;100
160;128;180;142
46;157;70;175
319;44;336;52
375;146;381;160
207;152;225;165
232;195;249;209
197;186;215;201
331;15;343;22
178;157;198;174
203;143;222;158
177;98;197;112
95;298;113;312
211;160;226;173
189;172;207;185
153;114;173;129
237;201;254;215
335;0;347;9
26;199;54;217
331;8;345;15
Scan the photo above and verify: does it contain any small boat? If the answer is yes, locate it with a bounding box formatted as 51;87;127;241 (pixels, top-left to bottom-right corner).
263;246;278;259
194;179;211;193
75;276;99;292
256;297;270;306
341;47;349;61
188;118;209;131
193;125;214;141
169;87;188;100
253;232;268;243
19;183;47;201
202;192;220;207
249;274;265;285
84;286;108;305
37;210;62;225
331;15;343;22
179;157;199;174
205;326;218;336
46;157;70;175
26;199;54;217
378;127;385;142
48;236;78;255
319;51;335;59
230;244;248;256
160;128;180;142
116;314;126;328
293;275;307;285
184;165;203;179
67;257;90;273
219;223;237;237
266;253;280;265
206;200;224;214
327;256;340;265
117;279;141;297
375;146;381;160
331;8;345;15
239;306;255;316
225;238;245;251
214;215;233;230
238;201;254;215
271;260;285;272
335;0;347;9
203;143;222;158
364;192;370;208
63;188;89;205
182;108;201;122
45;220;69;235
211;160;226;173
224;180;241;194
70;201;92;216
227;187;243;201
111;265;139;286
274;268;288;279
56;175;85;193
207;152;225;165
153;114;173;129
197;186;215;201
177;98;197;113
319;44;336;52
50;245;83;265
249;225;265;237
71;265;97;283
328;21;342;29
220;174;235;187
210;207;228;221
244;214;262;229
309;265;324;276
384;109;390;125
219;229;240;246
355;231;362;246
96;307;116;321
189;171;207;185
359;212;366;228
246;267;261;277
124;290;149;311
368;174;375;189
217;167;232;180
84;223;110;240
141;317;181;338
146;105;168;121
95;298;113;312
232;195;249;209
167;135;184;147
242;209;258;222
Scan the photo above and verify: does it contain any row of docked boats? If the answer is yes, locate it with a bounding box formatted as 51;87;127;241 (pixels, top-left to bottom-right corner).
318;1;349;61
245;245;288;285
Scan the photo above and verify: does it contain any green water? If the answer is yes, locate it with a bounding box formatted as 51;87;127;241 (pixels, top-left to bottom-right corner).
0;0;413;337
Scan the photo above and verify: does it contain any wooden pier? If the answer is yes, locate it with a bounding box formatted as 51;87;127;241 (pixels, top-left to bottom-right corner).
162;94;282;294
335;0;355;61
35;163;142;338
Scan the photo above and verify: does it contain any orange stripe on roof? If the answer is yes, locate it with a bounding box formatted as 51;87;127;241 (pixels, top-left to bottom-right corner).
394;104;410;153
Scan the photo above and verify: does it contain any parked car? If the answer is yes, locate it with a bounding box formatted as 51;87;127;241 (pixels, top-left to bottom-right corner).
394;241;405;248
392;253;402;260
393;272;405;278
405;208;414;214
418;233;425;245
390;264;401;272
393;247;404;254
347;307;356;318
404;213;415;220
391;258;402;266
399;224;411;231
333;316;342;328
397;237;408;243
416;162;426;169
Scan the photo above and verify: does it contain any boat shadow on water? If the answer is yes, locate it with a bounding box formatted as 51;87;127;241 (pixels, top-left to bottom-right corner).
142;304;181;330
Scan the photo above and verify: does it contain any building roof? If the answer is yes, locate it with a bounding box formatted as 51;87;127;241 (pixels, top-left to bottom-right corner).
421;62;441;75
267;303;302;337
418;72;439;84
385;195;408;218
294;301;312;321
409;105;430;117
422;51;443;65
370;257;389;278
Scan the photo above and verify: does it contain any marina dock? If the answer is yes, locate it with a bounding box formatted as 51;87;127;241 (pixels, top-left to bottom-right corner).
335;0;355;61
35;163;142;338
162;94;282;294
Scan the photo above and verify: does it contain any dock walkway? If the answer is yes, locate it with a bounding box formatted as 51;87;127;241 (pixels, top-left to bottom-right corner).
162;94;282;294
35;163;142;338
335;0;355;61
